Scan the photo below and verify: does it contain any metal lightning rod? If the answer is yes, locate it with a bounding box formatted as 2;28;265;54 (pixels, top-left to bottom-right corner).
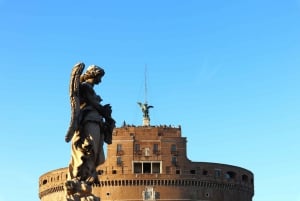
144;64;148;104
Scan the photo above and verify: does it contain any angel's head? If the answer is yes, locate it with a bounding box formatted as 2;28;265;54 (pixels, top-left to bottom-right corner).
80;65;105;84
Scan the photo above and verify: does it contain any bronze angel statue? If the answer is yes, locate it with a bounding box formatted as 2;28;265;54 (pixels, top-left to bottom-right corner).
65;62;115;200
137;102;153;118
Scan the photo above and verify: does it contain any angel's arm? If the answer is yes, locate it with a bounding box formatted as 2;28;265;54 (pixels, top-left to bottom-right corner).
82;88;110;119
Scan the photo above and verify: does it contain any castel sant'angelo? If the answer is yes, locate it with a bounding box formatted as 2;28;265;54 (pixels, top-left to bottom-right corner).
39;63;254;201
39;107;254;201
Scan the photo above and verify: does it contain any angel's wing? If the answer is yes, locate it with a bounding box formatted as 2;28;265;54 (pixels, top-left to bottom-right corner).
65;62;85;142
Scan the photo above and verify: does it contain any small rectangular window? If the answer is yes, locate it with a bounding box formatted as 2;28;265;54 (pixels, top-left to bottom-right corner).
117;144;122;152
171;144;176;152
153;144;158;153
172;156;177;166
135;144;140;152
143;163;151;173
215;169;221;178
134;162;142;173
152;162;161;174
196;167;201;174
117;156;122;166
171;144;178;155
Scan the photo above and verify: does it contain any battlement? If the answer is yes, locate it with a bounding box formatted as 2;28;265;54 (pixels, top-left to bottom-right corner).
114;125;182;137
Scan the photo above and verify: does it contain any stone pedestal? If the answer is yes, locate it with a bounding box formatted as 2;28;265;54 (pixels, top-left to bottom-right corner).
143;117;150;126
64;180;100;201
66;194;100;201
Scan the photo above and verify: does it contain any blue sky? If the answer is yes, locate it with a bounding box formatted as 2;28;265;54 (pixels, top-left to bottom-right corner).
0;1;299;201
